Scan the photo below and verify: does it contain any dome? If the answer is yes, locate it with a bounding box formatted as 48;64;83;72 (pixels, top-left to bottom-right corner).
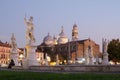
43;33;54;46
73;24;77;27
58;26;68;44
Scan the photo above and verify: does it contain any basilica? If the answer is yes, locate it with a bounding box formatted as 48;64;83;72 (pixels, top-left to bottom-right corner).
37;24;102;64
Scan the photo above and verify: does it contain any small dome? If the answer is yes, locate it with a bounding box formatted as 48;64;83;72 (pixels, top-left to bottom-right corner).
58;26;68;44
59;27;67;38
73;24;78;29
73;24;77;27
43;33;54;46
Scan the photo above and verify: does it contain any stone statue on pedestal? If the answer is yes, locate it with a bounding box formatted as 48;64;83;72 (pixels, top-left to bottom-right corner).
85;46;94;65
10;33;19;66
23;16;39;69
88;46;94;65
102;38;109;65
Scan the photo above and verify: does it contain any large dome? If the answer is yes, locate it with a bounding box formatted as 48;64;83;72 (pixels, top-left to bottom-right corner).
58;26;68;44
43;33;54;46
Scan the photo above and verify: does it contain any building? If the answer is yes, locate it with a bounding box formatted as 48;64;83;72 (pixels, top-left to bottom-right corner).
37;24;102;65
54;39;101;64
0;41;11;66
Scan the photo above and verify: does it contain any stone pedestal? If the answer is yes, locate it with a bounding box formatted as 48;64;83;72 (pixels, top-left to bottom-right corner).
22;59;28;69
95;56;99;65
89;57;94;65
23;44;39;69
11;51;19;66
102;52;109;65
85;57;89;65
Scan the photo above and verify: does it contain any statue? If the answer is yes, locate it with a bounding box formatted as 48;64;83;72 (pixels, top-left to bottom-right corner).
102;38;108;53
10;33;19;66
11;33;17;52
24;16;35;44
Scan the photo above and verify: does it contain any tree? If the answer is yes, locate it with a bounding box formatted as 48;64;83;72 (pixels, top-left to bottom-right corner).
43;46;56;62
37;44;56;62
107;39;120;64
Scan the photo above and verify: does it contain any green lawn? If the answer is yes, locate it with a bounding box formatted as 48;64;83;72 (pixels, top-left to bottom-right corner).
0;70;120;80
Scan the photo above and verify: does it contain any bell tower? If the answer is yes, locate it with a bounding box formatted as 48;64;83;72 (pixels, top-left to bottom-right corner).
72;24;79;41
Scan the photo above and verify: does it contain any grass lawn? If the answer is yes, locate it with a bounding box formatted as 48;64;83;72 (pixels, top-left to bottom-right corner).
0;70;120;80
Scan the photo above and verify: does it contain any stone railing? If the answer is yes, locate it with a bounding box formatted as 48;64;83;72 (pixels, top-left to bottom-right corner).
28;65;120;72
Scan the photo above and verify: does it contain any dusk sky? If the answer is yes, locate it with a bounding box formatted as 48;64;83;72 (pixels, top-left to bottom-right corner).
0;0;120;50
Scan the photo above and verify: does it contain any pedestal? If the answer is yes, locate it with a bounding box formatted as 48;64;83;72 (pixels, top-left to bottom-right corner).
85;58;89;65
23;44;39;69
89;57;94;65
11;52;19;66
22;59;28;69
102;52;109;65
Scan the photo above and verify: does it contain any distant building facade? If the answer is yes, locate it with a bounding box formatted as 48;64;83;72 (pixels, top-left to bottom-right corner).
0;41;11;65
0;40;23;66
54;39;101;64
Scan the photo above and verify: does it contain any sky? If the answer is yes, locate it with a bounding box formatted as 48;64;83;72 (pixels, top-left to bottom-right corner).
0;0;120;50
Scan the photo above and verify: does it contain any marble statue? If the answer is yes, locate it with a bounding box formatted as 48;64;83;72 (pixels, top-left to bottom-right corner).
24;16;35;44
102;38;107;53
11;33;17;52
